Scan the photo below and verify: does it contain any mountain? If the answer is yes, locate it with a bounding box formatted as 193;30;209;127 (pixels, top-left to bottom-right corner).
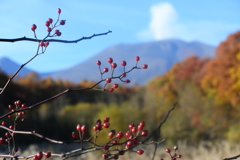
0;57;34;76
44;39;215;85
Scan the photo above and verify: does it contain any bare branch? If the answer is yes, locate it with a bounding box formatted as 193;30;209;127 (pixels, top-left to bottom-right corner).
143;103;177;142
0;30;112;43
223;155;240;160
0;66;142;120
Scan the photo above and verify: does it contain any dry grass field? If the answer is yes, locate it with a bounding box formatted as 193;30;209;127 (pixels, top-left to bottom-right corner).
6;141;238;160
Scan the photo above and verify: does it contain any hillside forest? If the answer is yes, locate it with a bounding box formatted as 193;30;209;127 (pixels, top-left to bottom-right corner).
0;31;240;146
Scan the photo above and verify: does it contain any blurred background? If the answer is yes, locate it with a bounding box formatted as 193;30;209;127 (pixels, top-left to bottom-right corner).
0;1;240;159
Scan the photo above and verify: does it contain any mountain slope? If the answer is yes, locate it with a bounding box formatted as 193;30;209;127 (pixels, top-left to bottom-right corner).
0;57;34;76
46;39;215;85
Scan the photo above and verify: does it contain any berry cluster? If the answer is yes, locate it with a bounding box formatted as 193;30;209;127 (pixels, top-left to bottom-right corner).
32;151;51;160
72;124;87;139
161;146;182;160
0;100;27;156
31;8;66;50
71;117;148;159
101;121;148;159
96;56;148;92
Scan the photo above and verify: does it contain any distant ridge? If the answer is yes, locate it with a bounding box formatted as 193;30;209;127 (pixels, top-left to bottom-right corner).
44;39;215;85
0;39;215;85
0;57;34;76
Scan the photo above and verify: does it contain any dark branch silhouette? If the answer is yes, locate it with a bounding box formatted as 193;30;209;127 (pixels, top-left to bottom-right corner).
223;155;240;160
0;30;112;43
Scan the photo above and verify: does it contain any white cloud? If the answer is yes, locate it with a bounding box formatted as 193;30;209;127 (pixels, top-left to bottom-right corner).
138;2;178;41
149;3;177;39
138;2;240;45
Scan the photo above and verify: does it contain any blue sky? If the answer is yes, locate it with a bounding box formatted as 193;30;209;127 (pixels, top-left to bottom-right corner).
0;0;239;73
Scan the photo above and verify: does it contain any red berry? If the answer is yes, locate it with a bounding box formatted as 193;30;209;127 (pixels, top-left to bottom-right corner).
60;20;66;25
132;138;138;145
0;138;4;144
112;84;119;89
121;61;127;66
108;57;113;63
177;155;182;158
36;152;43;159
21;104;26;108
39;42;44;47
109;88;114;92
45;151;51;158
112;139;118;144
48;18;53;23
116;131;123;139
92;126;97;131
9;125;13;129
1;121;6;126
137;149;144;155
135;56;140;61
5;132;10;137
129;123;135;130
142;64;148;69
102;144;109;150
96;60;101;65
125;141;133;148
31;24;37;31
125;79;130;83
111;63;117;68
55;29;60;34
108;130;116;138
57;8;61;14
141;130;148;136
8;105;13;110
72;132;78;138
121;73;126;77
8;115;11;118
166;148;171;153
139;121;145;127
138;124;144;131
106;78;112;83
95;123;102;130
174;146;178;150
76;124;81;131
103;122;110;128
102;153;108;159
96;119;101;124
131;127;137;133
17;112;22;117
44;41;49;47
56;31;62;36
32;155;38;160
104;117;110;122
14;147;18;152
103;68;108;72
47;27;52;32
14;100;20;106
45;21;50;27
81;125;87;132
125;131;131;138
